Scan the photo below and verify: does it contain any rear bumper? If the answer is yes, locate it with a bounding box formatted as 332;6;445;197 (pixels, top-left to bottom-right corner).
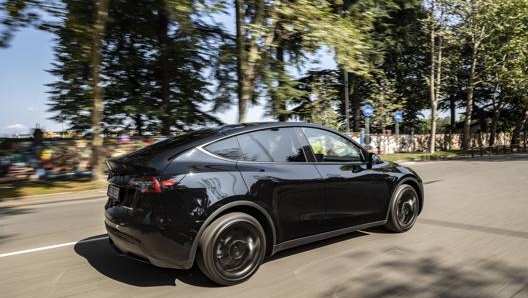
105;218;195;269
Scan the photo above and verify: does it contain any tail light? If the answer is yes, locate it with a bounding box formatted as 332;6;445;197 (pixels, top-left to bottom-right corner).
129;176;180;194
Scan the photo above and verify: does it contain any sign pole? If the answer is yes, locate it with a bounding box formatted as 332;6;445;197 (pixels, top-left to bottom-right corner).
365;117;370;148
393;111;403;153
395;121;399;153
361;104;374;150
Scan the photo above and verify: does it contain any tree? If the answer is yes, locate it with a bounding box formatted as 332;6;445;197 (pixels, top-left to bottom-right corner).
90;0;109;181
483;0;528;146
424;0;450;153
46;0;94;132
449;0;500;149
365;74;405;133
228;0;378;123
289;69;341;129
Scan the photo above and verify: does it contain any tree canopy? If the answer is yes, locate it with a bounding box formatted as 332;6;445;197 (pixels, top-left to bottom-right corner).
1;0;527;150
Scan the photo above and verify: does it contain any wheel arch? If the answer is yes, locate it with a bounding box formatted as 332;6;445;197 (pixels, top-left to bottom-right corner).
387;176;424;219
190;201;277;263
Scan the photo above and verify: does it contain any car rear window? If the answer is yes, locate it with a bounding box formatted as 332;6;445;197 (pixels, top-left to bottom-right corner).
127;129;219;160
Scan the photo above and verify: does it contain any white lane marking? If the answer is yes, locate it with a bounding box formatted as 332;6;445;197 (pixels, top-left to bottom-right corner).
0;235;108;258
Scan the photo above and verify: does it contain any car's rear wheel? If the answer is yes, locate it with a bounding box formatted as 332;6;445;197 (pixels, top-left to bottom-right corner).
197;212;266;285
385;184;419;232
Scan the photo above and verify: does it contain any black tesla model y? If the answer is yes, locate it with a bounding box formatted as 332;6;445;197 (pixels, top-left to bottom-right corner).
104;122;424;285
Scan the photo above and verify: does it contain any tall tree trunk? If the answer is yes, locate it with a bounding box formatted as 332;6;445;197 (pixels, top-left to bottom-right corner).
488;90;501;147
463;44;478;150
158;3;171;135
350;75;361;132
236;0;248;123
489;55;506;146
91;0;109;182
274;45;288;122
449;96;456;130
448;96;456;149
343;71;350;133
428;2;437;154
235;0;268;123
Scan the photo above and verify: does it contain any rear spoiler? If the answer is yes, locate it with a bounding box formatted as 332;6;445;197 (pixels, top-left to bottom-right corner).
106;160;157;177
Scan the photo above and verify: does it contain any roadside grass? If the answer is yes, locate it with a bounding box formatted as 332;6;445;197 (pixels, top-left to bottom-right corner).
381;150;472;162
0;180;106;200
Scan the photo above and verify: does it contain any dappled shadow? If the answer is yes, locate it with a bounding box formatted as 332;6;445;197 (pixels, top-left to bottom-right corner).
269;231;369;262
315;247;528;298
74;235;217;288
420;218;528;239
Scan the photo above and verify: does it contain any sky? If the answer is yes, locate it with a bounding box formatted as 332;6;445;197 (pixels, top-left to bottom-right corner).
0;27;265;136
0;28;60;136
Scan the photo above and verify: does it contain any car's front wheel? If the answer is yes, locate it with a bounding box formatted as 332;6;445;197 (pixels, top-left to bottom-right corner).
197;212;266;285
385;184;420;232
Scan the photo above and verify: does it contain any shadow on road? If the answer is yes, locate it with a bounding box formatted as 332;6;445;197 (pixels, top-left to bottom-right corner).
316;248;528;298
0;206;32;243
75;231;371;288
74;235;217;288
0;206;33;216
420;218;528;239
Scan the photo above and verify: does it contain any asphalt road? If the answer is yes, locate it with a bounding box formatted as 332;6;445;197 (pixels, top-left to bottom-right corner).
1;155;528;298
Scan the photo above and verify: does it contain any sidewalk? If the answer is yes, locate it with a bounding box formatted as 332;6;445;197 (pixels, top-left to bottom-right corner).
0;188;107;208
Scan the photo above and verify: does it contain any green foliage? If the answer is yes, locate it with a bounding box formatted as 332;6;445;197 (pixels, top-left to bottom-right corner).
45;0;222;135
366;74;406;132
290;70;341;130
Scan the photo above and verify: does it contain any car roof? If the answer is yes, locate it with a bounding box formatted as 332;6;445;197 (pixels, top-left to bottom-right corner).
216;121;328;137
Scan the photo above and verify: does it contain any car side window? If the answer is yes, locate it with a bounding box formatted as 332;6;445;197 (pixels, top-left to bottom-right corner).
203;137;243;160
302;128;363;162
237;128;306;162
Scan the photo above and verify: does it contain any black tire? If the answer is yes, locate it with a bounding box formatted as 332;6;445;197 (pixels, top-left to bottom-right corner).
385;184;420;232
197;212;266;286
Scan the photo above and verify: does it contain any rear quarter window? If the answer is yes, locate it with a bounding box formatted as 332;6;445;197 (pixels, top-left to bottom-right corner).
204;137;243;160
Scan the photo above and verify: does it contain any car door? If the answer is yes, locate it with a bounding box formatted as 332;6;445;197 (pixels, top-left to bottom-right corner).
300;127;390;231
234;127;326;243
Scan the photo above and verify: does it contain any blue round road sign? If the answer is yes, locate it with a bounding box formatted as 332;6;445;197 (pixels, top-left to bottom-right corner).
394;111;403;122
362;104;374;118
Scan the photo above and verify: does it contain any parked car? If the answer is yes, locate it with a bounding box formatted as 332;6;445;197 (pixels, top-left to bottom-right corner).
104;122;424;285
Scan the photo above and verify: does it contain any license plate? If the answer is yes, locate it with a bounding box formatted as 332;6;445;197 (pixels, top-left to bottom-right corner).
107;184;121;200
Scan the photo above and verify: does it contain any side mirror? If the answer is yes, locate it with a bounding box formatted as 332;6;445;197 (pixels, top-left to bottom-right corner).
368;152;382;165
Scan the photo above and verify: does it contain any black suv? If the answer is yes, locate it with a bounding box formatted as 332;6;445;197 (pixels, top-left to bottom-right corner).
104;122;423;285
